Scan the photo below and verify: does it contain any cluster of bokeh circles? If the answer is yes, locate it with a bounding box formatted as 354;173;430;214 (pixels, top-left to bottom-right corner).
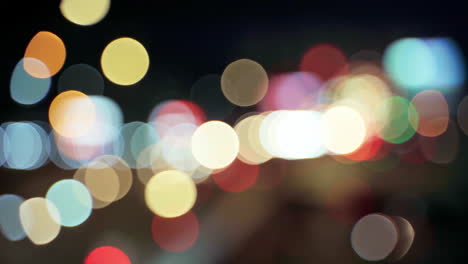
1;0;467;263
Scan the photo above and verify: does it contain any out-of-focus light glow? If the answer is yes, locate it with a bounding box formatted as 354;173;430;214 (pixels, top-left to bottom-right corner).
425;38;465;91
93;155;133;202
120;122;158;169
24;31;66;78
351;213;399;261
390;216;415;261
73;164;111;209
46;179;92;227
411;90;449;137
55;132;103;162
48;131;81;170
19;198;61;245
458;96;468;136
151;211;199;252
145;170;196;218
234;114;272;164
191;121;239;169
83;160;120;203
376;96;419;144
329;74;391;130
321;106;367;155
3;122;44;170
0;194;26;241
384;38;435;90
259;72;322;111
149;99;205;138
10;58;51;105
191;74;234;120
345;136;384;161
55;95;124;163
161;123;200;171
58;64;105;95
189;165;212;184
49;90;96;138
221;58;269;107
28;122;51;169
419;120;459;164
101;37;149;86
84;246;131;264
213;158;258;192
136;143;166;184
300;43;348;81
60;0;111;26
131;123;159;165
260;110;326;159
0;127;6;166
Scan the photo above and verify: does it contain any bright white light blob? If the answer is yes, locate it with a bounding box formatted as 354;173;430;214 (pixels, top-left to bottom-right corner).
191;121;239;169
321;106;367;155
259;110;325;159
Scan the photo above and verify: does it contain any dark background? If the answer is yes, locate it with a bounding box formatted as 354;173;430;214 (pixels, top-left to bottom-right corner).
1;1;468;263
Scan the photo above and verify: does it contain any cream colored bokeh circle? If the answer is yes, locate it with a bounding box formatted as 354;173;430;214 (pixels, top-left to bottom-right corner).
234;114;272;164
191;121;239;169
145;170;196;218
19;198;61;245
321;106;367;154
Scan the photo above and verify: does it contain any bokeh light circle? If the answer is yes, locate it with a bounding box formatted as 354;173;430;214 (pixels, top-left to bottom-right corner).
145;170;196;218
101;37;149;86
321;106;367;155
384;38;435;90
10;58;51;105
300;43;348;81
351;213;398;261
410;90;449;137
49;90;96;138
84;246;131;264
151;211;199;252
191;121;239;169
458;96;468;135
83;160;121;203
0;194;26;241
19;197;61;245
24;31;66;78
234;114;272;164
3;122;44;170
390;216;415;261
376;96;419;144
221;59;269;106
213;158;258;192
46;179;93;227
58;64;105;95
60;0;111;26
161;123;200;171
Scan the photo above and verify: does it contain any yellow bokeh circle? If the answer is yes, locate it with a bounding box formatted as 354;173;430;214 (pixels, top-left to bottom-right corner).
145;170;196;218
60;0;111;26
101;37;149;86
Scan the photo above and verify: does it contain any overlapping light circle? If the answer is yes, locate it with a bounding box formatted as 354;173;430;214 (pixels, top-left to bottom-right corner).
46;179;92;227
24;31;66;78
